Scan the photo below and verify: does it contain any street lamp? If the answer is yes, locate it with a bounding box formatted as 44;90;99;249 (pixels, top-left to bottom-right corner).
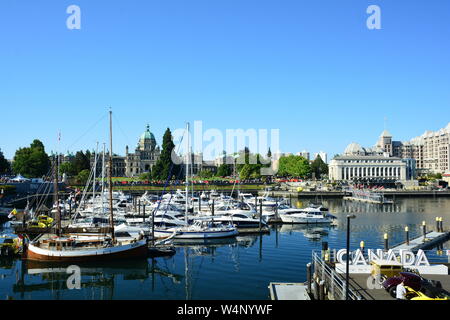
346;214;356;300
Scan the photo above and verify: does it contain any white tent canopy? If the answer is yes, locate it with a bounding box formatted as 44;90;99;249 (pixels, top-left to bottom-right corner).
10;174;30;182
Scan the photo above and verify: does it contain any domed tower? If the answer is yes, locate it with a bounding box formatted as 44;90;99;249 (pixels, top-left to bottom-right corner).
377;130;393;156
138;124;157;151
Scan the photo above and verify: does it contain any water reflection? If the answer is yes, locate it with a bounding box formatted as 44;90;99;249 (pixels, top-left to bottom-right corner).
278;224;332;241
1;258;185;300
2;198;450;299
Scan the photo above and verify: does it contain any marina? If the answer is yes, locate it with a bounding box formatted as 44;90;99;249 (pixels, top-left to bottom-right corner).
2;197;450;299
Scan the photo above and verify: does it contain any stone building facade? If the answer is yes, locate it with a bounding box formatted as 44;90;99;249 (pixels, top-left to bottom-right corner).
328;141;409;183
372;124;450;175
124;125;161;177
394;124;450;174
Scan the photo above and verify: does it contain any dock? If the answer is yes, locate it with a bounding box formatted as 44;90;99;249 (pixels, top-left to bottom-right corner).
391;231;450;252
268;283;311;300
273;224;450;301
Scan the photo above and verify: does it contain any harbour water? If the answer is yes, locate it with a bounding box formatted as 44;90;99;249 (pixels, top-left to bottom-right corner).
1;197;450;300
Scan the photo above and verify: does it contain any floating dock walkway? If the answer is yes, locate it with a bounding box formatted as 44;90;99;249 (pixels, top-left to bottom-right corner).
391;231;450;252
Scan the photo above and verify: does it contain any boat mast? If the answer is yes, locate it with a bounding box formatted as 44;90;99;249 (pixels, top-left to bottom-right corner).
93;142;99;204
190;144;194;205
108;110;115;243
185;122;189;224
53;154;61;236
102;142;106;213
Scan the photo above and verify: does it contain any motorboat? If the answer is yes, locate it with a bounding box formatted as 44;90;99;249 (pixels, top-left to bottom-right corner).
208;213;266;229
158;220;238;240
279;206;335;224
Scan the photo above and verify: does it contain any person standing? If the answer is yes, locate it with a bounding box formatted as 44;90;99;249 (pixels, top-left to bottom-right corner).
396;281;407;300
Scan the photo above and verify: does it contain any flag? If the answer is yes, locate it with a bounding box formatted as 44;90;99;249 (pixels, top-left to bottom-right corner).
8;208;17;219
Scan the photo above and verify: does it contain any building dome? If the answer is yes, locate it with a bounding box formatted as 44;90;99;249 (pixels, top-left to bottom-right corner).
344;142;365;155
140;124;156;142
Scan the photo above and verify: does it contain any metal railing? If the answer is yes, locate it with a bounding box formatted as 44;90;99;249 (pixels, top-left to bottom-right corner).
312;251;364;300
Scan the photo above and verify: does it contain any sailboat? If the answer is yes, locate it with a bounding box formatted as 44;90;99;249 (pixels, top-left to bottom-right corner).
157;122;238;240
24;110;149;262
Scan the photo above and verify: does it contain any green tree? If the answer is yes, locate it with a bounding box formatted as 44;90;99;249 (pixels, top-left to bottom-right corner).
310;155;328;180
76;169;91;185
198;169;214;179
235;149;269;179
239;164;252;180
0;148;10;175
12;139;51;178
216;164;233;177
59;161;77;176
73;151;90;174
152;128;180;180
277;155;311;178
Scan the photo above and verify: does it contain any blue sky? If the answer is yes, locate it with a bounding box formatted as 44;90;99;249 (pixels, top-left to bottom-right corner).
1;0;450;160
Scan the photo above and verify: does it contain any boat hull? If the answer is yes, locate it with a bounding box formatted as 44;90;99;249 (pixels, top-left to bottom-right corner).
155;228;238;239
25;240;149;262
280;215;332;224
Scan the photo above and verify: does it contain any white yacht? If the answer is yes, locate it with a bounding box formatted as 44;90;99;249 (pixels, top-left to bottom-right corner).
156;220;238;240
279;206;335;224
209;213;266;229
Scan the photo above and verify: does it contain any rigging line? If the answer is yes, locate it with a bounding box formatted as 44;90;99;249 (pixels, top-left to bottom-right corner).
73;164;96;221
33;162;57;213
27;162;54;210
111;112;132;149
63;112;108;152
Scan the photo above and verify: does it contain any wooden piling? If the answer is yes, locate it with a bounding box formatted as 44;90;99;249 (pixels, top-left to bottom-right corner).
143;202;146;223
306;263;312;294
422;221;427;241
405;226;409;245
319;280;325;300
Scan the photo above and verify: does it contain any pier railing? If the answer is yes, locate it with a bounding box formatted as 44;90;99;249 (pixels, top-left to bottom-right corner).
312;251;364;300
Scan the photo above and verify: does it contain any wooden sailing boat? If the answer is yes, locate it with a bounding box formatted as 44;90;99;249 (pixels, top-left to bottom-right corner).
25;110;149;262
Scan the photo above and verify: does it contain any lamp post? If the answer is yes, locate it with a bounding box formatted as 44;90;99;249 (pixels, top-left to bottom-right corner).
346;214;356;300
